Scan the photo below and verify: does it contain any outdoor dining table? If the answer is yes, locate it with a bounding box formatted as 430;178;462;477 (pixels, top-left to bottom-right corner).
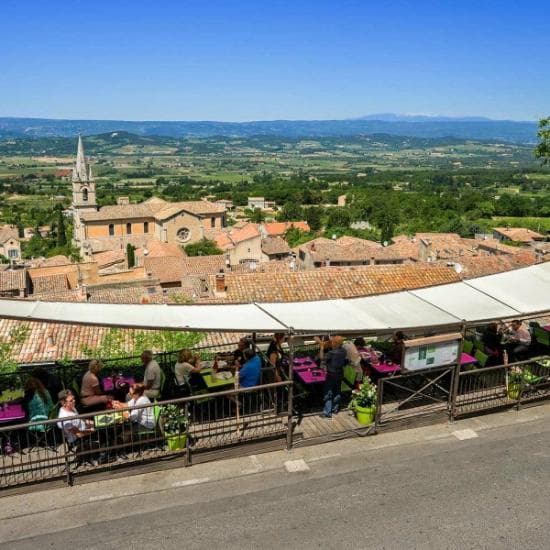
370;362;401;375
543;325;550;333
293;364;326;384
202;372;235;390
0;402;26;424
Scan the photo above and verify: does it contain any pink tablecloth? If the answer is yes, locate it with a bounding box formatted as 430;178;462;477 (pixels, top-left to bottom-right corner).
102;375;136;392
293;366;326;384
371;362;400;374
543;325;550;333
460;352;477;365
0;403;25;423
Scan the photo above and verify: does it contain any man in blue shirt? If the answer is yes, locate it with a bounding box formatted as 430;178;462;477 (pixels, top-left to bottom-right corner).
239;349;262;387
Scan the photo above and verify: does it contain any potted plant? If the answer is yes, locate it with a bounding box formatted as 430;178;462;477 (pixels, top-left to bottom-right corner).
351;377;377;425
161;404;188;451
507;367;523;400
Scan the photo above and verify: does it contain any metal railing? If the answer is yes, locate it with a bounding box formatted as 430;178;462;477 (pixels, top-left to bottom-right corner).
0;380;292;489
454;356;550;417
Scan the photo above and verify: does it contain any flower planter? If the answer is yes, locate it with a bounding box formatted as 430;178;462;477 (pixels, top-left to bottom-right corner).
507;383;522;400
355;404;376;425
166;433;187;451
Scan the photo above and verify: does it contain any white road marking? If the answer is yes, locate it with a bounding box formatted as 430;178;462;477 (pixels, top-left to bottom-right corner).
452;428;479;440
284;459;310;473
171;477;210;487
307;453;342;463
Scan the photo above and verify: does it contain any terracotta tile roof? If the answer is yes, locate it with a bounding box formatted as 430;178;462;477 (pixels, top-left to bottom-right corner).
81;198;225;222
181;255;227;276
31;289;85;302
0;317;242;363
437;251;538;279
0;225;19;244
214;223;261;250
296;236;382;263
93;249;126;269
28;265;79;290
87;285;166;304
262;237;291;256
0;270;26;292
493;227;545;242
200;264;460;303
143;256;186;284
136;240;186;259
263;221;310;237
31;272;70;294
32;255;71;267
231;260;298;273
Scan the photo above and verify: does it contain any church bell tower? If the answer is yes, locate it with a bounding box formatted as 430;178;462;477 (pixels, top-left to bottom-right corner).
71;135;97;211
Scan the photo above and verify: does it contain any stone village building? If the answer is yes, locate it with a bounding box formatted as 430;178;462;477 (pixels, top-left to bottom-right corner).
70;137;227;258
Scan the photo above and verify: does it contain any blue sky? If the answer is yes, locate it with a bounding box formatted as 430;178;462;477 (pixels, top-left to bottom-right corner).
1;0;548;121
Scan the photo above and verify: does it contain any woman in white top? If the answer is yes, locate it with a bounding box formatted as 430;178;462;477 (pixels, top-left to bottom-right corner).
127;383;155;431
174;349;202;386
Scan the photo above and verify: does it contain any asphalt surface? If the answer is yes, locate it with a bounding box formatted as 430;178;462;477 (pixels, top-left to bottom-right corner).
2;414;550;549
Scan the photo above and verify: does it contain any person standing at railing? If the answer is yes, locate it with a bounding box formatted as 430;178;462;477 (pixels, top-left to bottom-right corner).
267;333;287;383
140;350;161;399
316;335;347;419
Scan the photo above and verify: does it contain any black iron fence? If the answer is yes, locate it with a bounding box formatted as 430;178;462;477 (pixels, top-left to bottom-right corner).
0;381;291;489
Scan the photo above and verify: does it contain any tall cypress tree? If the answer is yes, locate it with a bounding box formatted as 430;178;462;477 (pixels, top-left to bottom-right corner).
56;206;67;247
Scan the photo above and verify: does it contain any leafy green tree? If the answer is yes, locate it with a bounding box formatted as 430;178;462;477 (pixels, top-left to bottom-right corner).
184;238;223;256
284;227;315;248
278;202;304;221
304;206;323;231
326;207;351;229
250;208;265;223
0;325;29;376
535;117;550;163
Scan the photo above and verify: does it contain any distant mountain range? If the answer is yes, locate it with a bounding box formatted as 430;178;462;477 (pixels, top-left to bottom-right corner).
0;114;539;143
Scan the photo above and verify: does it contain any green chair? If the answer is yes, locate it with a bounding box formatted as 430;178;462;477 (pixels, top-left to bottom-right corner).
341;365;357;393
534;327;550;348
462;340;473;354
474;349;489;368
136;404;163;447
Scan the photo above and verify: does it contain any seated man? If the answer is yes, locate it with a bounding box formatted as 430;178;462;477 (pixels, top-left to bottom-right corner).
238;348;262;388
141;350;162;399
502;320;531;361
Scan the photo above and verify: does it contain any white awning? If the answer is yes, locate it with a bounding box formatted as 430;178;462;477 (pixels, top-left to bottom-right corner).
465;261;550;315
0;262;549;334
411;283;520;322
0;301;288;333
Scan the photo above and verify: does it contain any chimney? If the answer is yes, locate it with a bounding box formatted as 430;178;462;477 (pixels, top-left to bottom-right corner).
216;271;226;293
80;283;88;300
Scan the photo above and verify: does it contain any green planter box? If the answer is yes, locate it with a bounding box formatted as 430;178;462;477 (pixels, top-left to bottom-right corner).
166;433;187;451
355;405;376;425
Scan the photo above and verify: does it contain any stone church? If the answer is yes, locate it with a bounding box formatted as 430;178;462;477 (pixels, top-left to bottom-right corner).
71;137;227;257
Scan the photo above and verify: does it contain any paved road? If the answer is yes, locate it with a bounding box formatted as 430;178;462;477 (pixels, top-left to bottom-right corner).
3;416;550;549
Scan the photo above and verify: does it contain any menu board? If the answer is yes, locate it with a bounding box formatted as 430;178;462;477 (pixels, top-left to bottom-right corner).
402;334;461;371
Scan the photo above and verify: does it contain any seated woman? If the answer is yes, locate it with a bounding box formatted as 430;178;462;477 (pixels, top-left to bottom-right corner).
174;349;202;387
24;376;54;420
481;323;503;363
127;383;155;435
80;359;111;409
